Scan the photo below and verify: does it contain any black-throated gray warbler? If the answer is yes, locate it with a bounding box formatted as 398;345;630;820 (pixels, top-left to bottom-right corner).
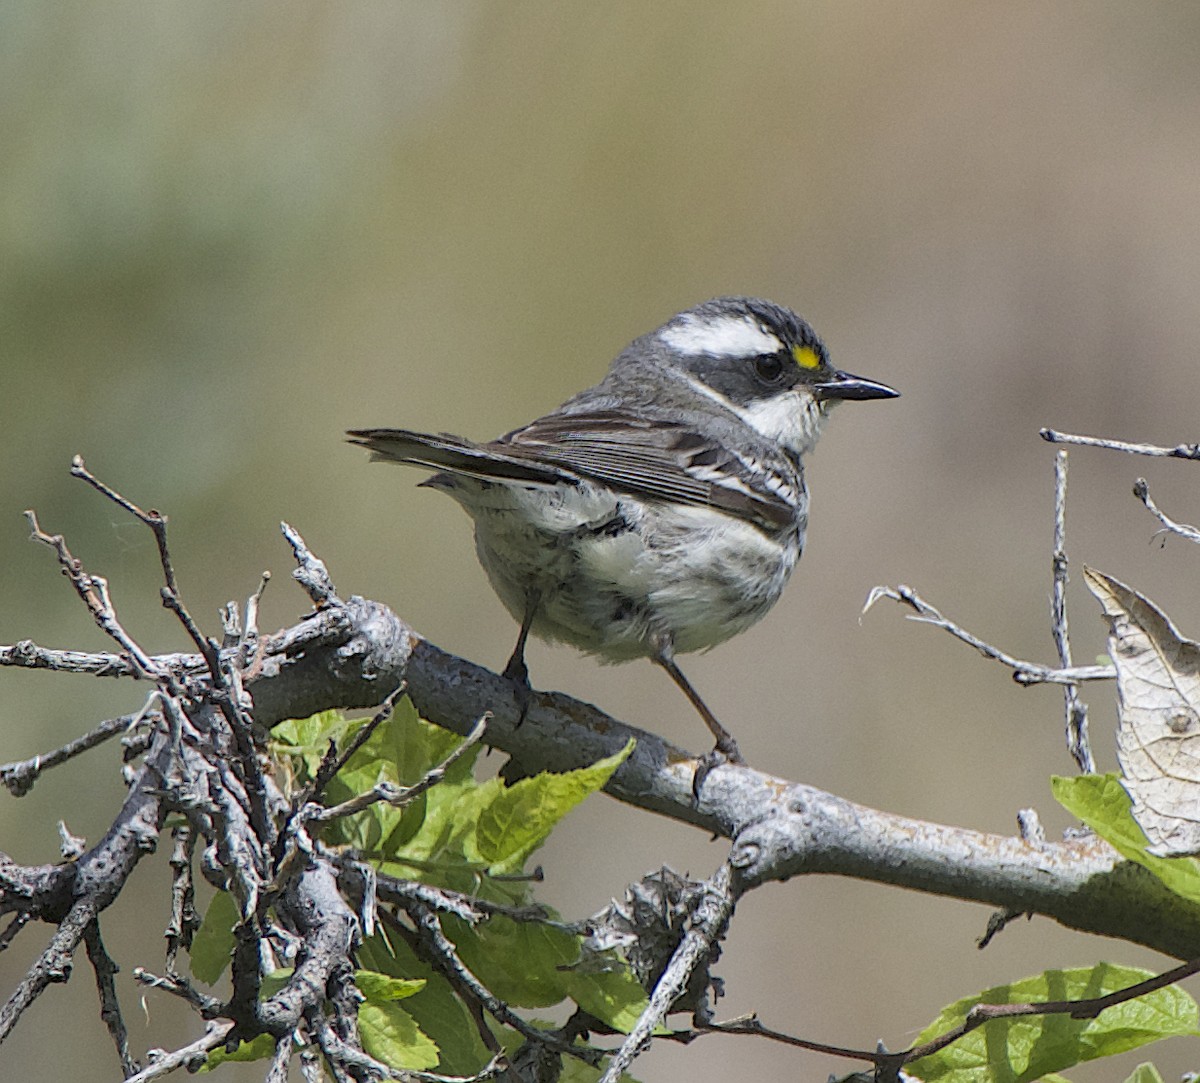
349;297;897;784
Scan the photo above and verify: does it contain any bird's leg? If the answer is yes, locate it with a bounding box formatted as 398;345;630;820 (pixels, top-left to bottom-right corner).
651;637;745;796
502;594;539;726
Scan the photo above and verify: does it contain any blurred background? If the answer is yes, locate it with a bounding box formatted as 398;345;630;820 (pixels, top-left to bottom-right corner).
4;3;1200;1079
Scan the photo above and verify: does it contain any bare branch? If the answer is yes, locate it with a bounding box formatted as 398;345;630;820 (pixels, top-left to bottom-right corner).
163;826;198;973
305;685;408;805
1050;451;1094;772
370;872;556;928
123;1021;235;1083
84;921;138;1077
393;902;603;1066
0;711;144;797
1134;477;1200;545
1041;428;1200;460
864;583;1115;686
304;713;487;823
132;968;222;1016
24;509;158;677
0;897;98;1042
282;520;340;606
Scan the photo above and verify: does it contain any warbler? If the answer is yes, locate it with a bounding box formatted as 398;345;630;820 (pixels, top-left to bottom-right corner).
349;296;897;784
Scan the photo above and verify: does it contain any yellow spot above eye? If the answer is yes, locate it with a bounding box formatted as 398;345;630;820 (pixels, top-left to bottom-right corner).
792;345;821;370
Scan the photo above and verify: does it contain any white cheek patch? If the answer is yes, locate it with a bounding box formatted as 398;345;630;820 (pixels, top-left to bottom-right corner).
739;390;827;454
659;314;782;358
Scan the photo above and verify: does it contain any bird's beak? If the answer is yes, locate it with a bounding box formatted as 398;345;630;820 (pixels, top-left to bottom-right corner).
812;369;900;402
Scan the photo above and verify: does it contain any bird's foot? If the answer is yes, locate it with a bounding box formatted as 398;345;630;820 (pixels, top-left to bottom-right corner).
501;654;533;727
691;737;745;801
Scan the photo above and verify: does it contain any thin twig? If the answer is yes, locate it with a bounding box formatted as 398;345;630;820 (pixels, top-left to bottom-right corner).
164;826;198;973
371;873;555;927
1133;478;1200;545
72;455;181;598
395;903;602;1065
306;686;408;805
306;714;487;823
863;585;1115;686
900;955;1200;1066
0;712;144;797
693;954;1200;1077
122;1021;235;1083
1041;429;1200;460
85;920;139;1078
0;897;98;1042
1050;451;1094;773
132;968;223;1015
24;509;158;677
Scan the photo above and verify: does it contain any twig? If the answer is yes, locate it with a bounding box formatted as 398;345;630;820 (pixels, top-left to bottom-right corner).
863;584;1115;686
24;509;158;678
899;955;1200;1066
371;873;555;927
0;712;144;797
282;521;340;606
1040;429;1200;460
693;1014;885;1060
305;714;488;823
84;920;138;1078
403;1056;509;1083
0;912;32;951
976;908;1025;950
306;686;408;805
396;902;603;1065
0;897;98;1042
132;968;223;1016
123;1021;235;1083
598;861;740;1083
693;954;1200;1077
1050;451;1094;773
265;1036;291;1083
0;640;145;677
1133;478;1200;545
71;456;183;598
164;826;198;973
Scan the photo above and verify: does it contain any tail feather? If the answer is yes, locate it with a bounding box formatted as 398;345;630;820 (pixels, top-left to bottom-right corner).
346;428;566;485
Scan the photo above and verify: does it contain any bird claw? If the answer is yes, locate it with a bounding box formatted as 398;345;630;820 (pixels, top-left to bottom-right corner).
691;740;745;800
502;659;532;727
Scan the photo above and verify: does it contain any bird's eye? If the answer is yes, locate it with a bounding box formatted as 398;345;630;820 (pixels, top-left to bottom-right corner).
753;354;785;383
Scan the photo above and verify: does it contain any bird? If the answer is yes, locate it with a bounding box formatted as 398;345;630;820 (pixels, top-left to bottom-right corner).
348;296;897;787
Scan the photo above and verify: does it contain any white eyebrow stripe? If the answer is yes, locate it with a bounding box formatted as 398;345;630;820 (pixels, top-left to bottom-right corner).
659;314;782;358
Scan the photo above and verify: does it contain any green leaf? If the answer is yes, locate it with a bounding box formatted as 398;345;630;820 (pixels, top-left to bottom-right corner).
563;965;656;1034
356;970;425;1003
447;916;577;1008
382;773;506;891
190;890;238;985
201;1033;275;1070
909;962;1199;1083
1123;1064;1166;1083
271;710;355;776
271;709;350;749
475;741;634;872
1051;774;1200;902
357;929;494;1075
358;1001;440;1070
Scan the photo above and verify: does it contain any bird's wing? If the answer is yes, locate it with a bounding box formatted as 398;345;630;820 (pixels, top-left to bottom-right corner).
499;411;798;530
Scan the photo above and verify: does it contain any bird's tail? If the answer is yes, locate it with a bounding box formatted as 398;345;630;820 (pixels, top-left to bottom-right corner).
346;428;564;485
